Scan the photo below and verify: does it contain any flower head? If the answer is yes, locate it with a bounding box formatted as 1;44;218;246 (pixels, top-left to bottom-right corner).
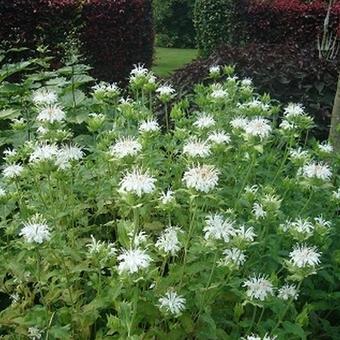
120;167;156;197
183;164;219;193
37;104;65;123
160;189;175;205
193;113;216;129
244;117;272;140
56;144;84;170
110;137;142;159
28;326;43;340
289;244;321;268
3;164;24;179
156;84;176;98
252;203;266;219
19;215;51;244
299;161;332;181
117;248;151;274
220;248;247;268
318;142;333;153
29;144;58;163
183;138;211;158
208;131;231;145
284;103;305;118
278;283;299;301
32;88;58;106
139;119;160;133
158;290;186;316
243;274;274;301
204;214;235;243
230;116;249;130
156;226;182;256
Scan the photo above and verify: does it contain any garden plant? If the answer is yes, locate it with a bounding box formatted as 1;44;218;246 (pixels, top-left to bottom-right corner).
0;55;339;339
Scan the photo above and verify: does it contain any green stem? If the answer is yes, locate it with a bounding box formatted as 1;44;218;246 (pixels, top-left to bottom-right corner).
165;103;169;132
247;305;257;334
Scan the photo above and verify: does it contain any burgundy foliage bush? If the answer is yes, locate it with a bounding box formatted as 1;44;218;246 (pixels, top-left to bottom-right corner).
170;43;340;138
80;0;154;83
0;0;154;83
246;0;340;46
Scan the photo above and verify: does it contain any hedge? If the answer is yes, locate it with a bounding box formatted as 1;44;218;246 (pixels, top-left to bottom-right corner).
246;0;340;46
193;0;248;57
0;0;154;83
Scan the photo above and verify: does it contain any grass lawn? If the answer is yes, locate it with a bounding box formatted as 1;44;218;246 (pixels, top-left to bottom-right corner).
152;47;198;77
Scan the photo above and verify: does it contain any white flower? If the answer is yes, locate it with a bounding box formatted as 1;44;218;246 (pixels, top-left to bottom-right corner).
92;82;120;97
183;138;211;158
243;275;274;301
278;283;299;300
210;84;228;100
245;185;259;195
204;214;235;242
289;244;321;268
0;187;6;197
28;326;43;340
208;131;231;145
130;63;149;78
318;142;333;153
239;99;269;111
117;248;151;274
156;84;176;97
241;78;253;87
235;225;256;242
291;218;314;235
19;215;51;244
130;231;148;247
279;119;295;130
110;137;142;159
86;235;116;256
220;248;246;267
284;103;305;118
332;188;340;200
32;88;58;106
156;226;182;256
29;144;58;163
10;292;20;304
158;290;186;316
37;104;65;123
3;148;17;161
56;144;84;169
139;119;160;133
299;161;332;181
289;147;309;161
120;167;156;197
183;164;219;193
193;113;216;129
160;189;175;205
245;117;272;140
209;65;221;76
230;116;249;130
3;164;24;179
252;203;266;219
37;126;48;135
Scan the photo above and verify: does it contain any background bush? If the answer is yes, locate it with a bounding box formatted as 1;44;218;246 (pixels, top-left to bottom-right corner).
246;0;340;46
193;0;249;57
0;0;154;83
153;0;196;48
170;43;340;138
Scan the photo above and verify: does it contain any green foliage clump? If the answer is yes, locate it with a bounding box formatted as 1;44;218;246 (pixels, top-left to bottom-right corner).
194;0;247;56
153;0;196;48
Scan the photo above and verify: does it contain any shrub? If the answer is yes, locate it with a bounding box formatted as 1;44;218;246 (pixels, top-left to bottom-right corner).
193;0;248;56
246;0;340;46
153;0;196;48
80;0;154;83
0;0;154;83
170;43;340;138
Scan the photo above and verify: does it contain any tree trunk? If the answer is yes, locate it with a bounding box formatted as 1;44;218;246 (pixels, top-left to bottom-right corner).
330;74;340;152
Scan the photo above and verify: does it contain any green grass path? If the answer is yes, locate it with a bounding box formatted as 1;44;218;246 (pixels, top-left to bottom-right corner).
152;47;198;77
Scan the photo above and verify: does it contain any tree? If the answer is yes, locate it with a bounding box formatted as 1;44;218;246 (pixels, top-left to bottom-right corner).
330;73;340;152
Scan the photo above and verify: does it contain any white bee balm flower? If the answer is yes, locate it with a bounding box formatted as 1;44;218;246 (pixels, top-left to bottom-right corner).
158;290;186;316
